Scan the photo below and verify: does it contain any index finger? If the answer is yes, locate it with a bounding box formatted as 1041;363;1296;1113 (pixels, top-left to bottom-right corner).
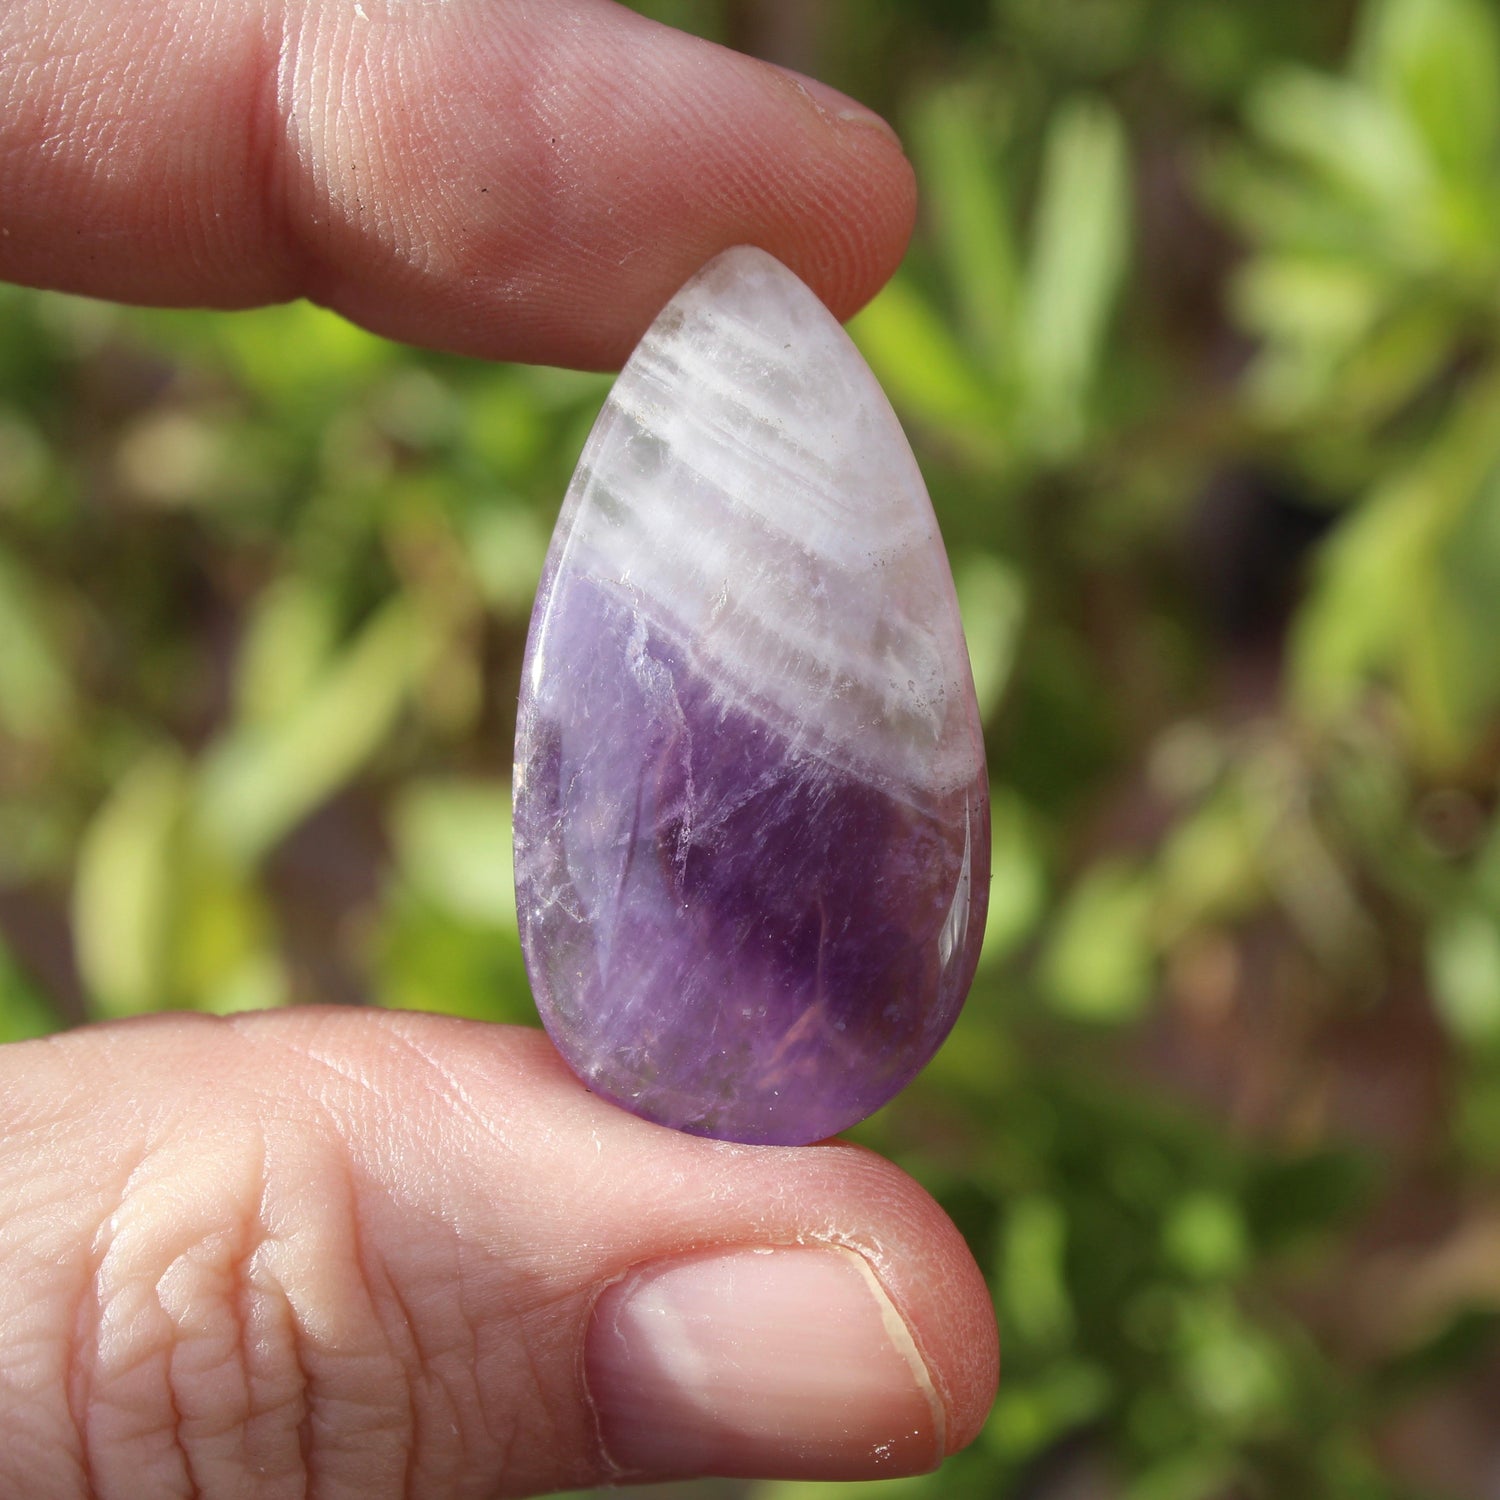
0;0;915;368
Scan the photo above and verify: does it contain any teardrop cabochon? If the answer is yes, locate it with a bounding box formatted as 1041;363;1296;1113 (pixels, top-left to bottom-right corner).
514;246;988;1146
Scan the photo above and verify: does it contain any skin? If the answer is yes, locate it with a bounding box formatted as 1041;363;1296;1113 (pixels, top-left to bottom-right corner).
0;2;998;1496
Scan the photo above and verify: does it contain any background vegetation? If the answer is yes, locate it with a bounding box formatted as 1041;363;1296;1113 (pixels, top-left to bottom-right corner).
4;0;1500;1495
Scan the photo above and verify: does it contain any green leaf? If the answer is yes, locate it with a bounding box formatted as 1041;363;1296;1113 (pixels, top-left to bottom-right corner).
910;86;1021;381
1233;255;1388;352
391;780;517;927
1163;1192;1249;1280
235;577;339;727
216;301;394;410
1245;67;1434;238
0;939;61;1041
754;1478;942;1500
953;552;1026;719
981;787;1048;965
1000;1194;1075;1350
464;506;550;615
1231;255;1401;423
1175;1293;1288;1427
1357;0;1500;180
73;749;284;1018
1436;458;1500;730
1292;381;1500;764
461;371;551;478
200;599;434;865
1203;138;1398;267
1040;859;1156;1023
169;851;285;1014
0;542;71;740
1325;300;1458;432
1292;471;1431;725
987;1360;1112;1461
0;408;51;510
1473;820;1500;909
1429;907;1500;1047
1154;790;1262;941
1021;95;1130;455
373;897;534;1026
849;278;996;434
73;750;187;1017
1245;1149;1375;1249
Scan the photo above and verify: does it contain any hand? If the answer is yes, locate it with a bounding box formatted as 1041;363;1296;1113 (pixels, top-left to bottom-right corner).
0;3;996;1497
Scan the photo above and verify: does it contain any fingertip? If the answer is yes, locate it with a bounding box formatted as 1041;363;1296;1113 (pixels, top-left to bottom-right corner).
759;64;919;318
315;1;919;367
814;1141;999;1456
689;52;919;327
363;1013;996;1462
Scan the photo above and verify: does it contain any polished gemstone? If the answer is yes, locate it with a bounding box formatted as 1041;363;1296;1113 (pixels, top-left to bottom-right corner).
513;246;989;1145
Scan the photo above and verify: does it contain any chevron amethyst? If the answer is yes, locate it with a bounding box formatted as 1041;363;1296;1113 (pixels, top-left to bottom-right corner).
513;246;988;1145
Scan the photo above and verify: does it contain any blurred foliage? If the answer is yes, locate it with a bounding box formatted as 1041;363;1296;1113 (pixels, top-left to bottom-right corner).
5;0;1500;1497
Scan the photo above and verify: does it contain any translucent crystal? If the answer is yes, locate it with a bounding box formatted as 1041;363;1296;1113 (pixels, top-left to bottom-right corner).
514;246;989;1145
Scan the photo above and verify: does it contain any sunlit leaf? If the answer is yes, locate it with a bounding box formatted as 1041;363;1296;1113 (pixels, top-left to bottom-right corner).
1175;1293;1288;1426
1436;457;1500;731
1245;68;1435;243
849;278;996;435
0;542;71;740
1040;859;1156;1022
1021;95;1130;455
169;851;285;1014
73;749;186;1017
1429;907;1500;1047
200;599;434;865
464;506;550;615
1163;1192;1249;1280
1292;471;1431;725
752;1477;940;1500
954;552;1026;718
217;302;394;409
1293;382;1500;765
911;86;1021;382
1204;141;1389;259
391;780;516;927
235;577;340;726
374;898;534;1025
1357;0;1500;181
1155;790;1263;941
981;787;1048;965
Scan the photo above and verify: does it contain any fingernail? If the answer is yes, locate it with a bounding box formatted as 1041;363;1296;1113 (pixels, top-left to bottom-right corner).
586;1246;944;1481
783;71;904;147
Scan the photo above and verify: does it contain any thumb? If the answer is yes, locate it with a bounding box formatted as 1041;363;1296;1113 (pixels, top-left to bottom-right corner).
0;1008;996;1498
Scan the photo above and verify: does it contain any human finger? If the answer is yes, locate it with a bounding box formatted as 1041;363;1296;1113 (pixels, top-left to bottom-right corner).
0;1008;996;1498
0;0;915;368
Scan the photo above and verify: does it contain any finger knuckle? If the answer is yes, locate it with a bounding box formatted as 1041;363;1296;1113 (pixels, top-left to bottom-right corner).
69;1113;418;1500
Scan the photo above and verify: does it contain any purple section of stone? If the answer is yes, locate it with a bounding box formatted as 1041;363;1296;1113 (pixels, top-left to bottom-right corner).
515;568;989;1145
513;245;989;1145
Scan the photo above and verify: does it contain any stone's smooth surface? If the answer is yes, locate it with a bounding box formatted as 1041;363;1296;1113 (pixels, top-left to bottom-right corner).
514;245;989;1146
